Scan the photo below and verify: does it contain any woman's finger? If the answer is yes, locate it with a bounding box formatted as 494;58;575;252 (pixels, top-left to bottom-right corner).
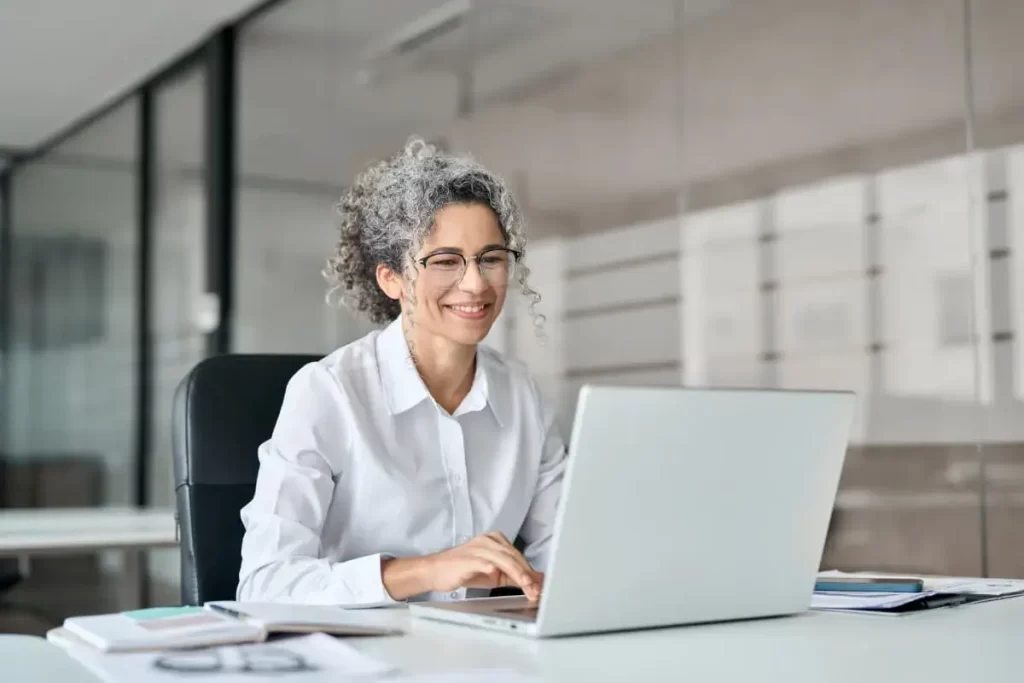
469;547;539;598
482;533;539;581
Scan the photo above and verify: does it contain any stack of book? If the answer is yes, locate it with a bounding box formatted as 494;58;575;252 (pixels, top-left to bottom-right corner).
45;603;405;682
49;602;402;653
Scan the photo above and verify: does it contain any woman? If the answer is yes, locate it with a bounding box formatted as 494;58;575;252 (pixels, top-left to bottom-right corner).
237;138;567;606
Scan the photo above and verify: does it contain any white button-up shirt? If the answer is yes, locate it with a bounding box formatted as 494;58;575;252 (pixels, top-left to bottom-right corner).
237;317;567;606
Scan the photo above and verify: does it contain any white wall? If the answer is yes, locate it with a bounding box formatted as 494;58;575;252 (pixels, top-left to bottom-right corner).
493;143;1024;446
504;218;682;431
233;183;379;355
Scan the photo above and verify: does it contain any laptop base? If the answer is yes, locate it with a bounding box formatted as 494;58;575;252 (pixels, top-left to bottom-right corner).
408;597;540;637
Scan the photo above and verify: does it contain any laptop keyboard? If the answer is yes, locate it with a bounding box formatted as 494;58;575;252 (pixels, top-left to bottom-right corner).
496;606;539;620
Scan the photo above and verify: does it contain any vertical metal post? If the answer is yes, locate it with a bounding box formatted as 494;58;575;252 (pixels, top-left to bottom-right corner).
135;89;153;510
204;27;237;356
0;169;11;449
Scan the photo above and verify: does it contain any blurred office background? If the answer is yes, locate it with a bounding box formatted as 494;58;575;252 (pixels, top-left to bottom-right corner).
2;0;1024;626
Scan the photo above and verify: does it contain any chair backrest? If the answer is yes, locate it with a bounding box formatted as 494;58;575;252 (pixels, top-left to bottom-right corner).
172;354;318;605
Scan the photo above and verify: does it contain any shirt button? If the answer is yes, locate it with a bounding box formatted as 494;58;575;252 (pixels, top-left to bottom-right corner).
459;535;470;544
452;474;462;484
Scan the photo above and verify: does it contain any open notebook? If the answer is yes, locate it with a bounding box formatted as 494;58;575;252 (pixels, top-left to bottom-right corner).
203;601;403;637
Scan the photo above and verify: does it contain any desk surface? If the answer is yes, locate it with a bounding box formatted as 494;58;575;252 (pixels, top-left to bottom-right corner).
0;507;177;556
7;635;102;683
9;598;1021;682
353;598;1023;682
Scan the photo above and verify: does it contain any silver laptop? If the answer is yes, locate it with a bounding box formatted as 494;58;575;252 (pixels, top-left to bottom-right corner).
409;384;855;637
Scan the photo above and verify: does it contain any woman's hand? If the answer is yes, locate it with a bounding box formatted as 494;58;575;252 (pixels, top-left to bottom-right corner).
381;532;542;602
427;532;543;602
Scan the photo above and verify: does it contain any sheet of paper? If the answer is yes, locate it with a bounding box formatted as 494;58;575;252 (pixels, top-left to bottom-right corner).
59;632;397;683
923;578;1024;596
810;591;933;611
394;672;540;683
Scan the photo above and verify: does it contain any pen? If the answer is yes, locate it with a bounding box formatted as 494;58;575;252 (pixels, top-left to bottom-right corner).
207;604;249;620
919;594;970;610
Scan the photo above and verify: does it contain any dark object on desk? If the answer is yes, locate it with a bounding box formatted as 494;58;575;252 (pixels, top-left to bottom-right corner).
172;354;319;605
866;592;990;614
0;571;23;623
0;574;20;594
815;576;924;593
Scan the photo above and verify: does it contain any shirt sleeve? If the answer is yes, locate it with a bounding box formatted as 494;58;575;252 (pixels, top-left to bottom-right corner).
236;362;398;606
518;383;569;572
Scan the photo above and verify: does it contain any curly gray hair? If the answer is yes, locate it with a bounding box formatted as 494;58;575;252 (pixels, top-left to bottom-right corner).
324;137;543;329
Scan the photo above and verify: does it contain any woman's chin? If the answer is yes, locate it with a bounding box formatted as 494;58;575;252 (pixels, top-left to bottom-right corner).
440;308;497;345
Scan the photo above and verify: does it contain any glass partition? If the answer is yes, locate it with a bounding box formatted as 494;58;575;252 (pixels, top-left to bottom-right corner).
4;99;140;510
2;99;141;618
147;63;208;602
229;0;1010;577
966;0;1024;578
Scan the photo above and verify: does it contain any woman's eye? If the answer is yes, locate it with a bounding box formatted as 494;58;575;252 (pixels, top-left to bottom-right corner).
481;255;507;265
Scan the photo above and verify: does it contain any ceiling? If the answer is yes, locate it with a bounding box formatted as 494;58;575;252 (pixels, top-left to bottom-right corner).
235;0;707;187
231;0;1024;224
0;0;266;152
8;0;721;169
6;0;1024;238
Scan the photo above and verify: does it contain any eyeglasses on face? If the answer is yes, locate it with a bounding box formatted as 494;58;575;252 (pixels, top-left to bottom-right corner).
416;246;520;287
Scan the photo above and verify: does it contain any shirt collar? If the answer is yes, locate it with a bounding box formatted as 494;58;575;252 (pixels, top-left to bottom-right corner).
376;317;504;425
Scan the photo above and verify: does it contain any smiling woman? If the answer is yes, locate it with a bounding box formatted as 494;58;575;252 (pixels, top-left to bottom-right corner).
324;137;541;330
380;203;518;349
236;138;567;607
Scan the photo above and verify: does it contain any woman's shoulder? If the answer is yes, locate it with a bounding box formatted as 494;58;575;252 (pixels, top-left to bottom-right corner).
288;329;385;399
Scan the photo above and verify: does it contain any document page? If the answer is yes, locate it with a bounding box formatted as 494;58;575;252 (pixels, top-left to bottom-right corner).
60;632;396;683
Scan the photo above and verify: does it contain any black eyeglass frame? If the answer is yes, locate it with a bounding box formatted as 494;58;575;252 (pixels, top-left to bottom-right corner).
414;246;522;271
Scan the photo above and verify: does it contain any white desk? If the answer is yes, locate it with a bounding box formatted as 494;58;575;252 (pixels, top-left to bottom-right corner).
8;634;102;683
0;507;177;555
355;599;1023;681
7;598;1022;682
0;507;178;609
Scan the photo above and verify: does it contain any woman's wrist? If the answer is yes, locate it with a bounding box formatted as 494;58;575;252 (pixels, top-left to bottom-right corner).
381;555;435;600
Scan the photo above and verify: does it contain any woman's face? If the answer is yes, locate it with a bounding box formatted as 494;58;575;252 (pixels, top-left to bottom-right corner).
405;202;513;347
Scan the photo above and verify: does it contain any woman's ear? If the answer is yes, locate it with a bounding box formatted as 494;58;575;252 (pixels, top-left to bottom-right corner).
376;263;404;301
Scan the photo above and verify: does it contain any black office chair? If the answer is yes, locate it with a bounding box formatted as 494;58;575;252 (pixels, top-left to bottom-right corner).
171;354;318;606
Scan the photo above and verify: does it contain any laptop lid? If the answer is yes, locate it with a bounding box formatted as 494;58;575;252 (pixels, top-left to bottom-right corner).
534;385;855;637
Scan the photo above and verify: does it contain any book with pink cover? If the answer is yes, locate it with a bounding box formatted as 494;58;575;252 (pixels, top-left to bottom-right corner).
57;606;265;652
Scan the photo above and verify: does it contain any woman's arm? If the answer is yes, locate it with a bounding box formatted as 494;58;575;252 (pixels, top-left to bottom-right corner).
236;362;542;604
237;363;399;605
